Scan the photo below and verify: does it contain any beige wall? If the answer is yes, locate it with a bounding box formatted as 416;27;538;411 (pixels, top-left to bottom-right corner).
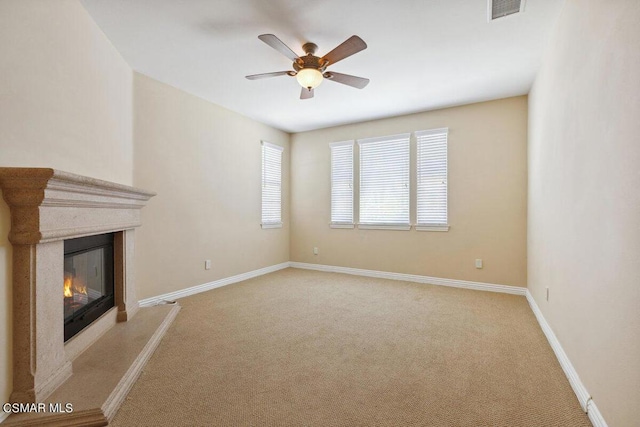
290;96;528;287
132;74;290;300
0;0;134;409
528;0;640;425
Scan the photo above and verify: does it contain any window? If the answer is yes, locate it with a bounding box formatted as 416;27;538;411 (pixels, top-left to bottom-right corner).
261;141;283;228
330;141;354;227
358;133;410;229
416;128;449;231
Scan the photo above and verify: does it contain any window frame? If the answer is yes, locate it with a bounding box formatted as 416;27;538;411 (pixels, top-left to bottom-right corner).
415;128;449;232
357;133;411;231
261;141;284;229
329;140;355;228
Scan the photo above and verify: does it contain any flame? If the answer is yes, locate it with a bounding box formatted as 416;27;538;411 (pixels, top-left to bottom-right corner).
64;275;73;298
64;274;87;298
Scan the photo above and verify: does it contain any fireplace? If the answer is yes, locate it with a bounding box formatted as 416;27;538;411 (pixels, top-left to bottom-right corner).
0;167;156;404
64;233;115;341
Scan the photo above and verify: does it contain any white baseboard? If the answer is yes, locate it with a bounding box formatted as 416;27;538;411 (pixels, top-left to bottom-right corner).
140;261;525;307
290;262;527;295
587;400;608;427
526;290;608;427
138;262;291;307
525;290;590;410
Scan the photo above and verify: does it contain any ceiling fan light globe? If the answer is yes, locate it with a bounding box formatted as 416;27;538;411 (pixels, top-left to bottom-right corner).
296;68;323;90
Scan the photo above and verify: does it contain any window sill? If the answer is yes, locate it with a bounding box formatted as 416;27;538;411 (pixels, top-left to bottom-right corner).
415;224;449;232
358;224;411;231
261;222;283;229
330;223;355;229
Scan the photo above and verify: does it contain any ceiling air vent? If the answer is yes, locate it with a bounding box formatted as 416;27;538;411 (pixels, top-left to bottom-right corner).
488;0;526;21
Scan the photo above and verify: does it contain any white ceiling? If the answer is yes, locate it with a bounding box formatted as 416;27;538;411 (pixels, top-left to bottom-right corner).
81;0;564;133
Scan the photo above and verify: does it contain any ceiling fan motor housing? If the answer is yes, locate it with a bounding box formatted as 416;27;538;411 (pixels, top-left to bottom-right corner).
293;53;326;72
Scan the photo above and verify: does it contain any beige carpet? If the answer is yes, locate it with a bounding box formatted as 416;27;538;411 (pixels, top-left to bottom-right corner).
111;268;591;426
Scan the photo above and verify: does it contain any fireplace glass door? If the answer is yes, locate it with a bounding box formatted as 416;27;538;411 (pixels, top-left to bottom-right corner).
64;233;115;341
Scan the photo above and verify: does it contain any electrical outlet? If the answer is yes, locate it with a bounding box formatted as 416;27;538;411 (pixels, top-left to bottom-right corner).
205;260;211;270
313;247;319;255
546;287;549;301
475;259;483;269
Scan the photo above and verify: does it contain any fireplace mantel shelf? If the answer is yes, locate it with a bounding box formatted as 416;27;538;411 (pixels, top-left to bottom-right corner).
0;168;156;245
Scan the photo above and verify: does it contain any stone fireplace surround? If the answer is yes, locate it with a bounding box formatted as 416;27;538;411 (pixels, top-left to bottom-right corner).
0;168;177;424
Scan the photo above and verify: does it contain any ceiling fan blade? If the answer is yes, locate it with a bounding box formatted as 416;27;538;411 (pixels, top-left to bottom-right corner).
246;71;294;80
323;72;370;89
300;87;314;99
321;35;367;66
258;34;300;62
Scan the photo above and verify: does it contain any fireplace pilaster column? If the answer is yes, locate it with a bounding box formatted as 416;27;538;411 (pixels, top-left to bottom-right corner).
115;229;139;322
10;242;72;403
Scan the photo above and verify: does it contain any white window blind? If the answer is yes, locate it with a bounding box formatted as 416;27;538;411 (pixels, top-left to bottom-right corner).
330;141;354;226
358;133;410;228
416;128;448;229
261;141;283;228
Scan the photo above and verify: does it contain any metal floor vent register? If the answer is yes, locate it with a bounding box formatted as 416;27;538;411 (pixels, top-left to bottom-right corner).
488;0;524;21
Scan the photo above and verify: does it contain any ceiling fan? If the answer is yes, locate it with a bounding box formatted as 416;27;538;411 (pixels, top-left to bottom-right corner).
246;34;370;99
